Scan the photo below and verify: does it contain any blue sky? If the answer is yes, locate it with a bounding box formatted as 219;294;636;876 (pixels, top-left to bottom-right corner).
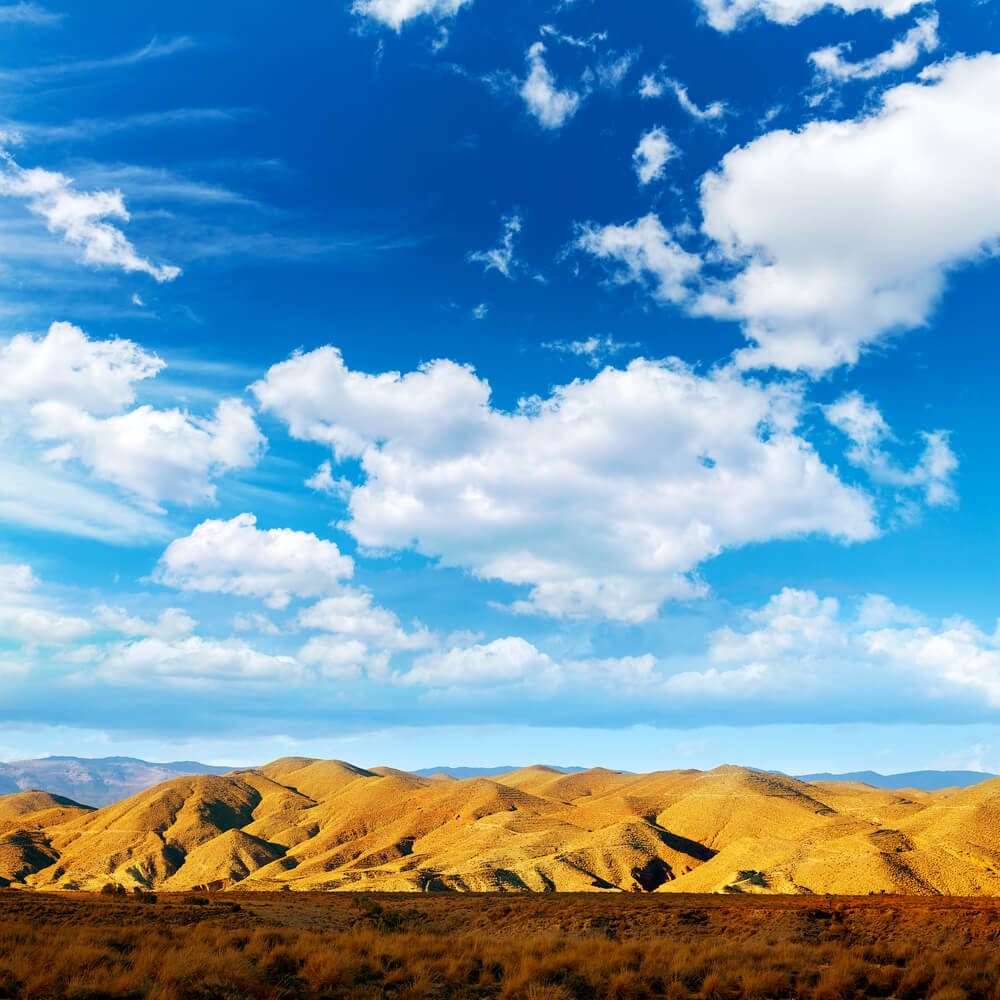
1;0;1000;773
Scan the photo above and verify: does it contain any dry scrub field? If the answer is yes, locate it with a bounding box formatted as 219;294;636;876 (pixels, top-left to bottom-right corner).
4;891;1000;999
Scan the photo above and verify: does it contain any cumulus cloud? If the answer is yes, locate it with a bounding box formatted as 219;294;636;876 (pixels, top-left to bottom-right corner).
97;635;306;688
693;53;1000;373
154;513;355;609
468;213;523;279
254;347;876;622
519;42;583;129
399;636;557;687
352;0;472;30
633;126;679;186
32;397;264;511
0;324;257;533
95;605;197;641
394;637;659;690
825;391;957;507
298;591;434;652
573;214;702;305
0;322;163;414
297;636;384;680
711;587;1000;711
695;0;923;32
810;12;939;84
0;151;180;282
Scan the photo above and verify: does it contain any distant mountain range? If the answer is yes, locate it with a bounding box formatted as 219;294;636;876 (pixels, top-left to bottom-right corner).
0;757;993;808
0;756;232;807
795;770;997;791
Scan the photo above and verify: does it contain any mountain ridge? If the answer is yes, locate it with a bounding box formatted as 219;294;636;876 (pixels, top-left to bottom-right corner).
4;758;1000;895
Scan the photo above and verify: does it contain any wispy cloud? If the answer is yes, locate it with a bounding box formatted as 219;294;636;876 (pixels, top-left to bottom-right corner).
468;212;523;278
0;35;195;84
3;107;249;144
543;334;640;368
638;67;728;124
0;2;61;25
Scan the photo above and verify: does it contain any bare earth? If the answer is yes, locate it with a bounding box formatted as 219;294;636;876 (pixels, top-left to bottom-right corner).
4;757;1000;894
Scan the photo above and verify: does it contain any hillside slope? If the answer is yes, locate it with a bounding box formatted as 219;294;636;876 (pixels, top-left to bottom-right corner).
4;760;1000;895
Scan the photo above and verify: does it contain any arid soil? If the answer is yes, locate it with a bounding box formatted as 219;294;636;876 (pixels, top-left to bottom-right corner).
4;889;1000;998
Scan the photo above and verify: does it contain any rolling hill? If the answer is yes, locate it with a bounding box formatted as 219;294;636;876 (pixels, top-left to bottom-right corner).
3;759;1000;895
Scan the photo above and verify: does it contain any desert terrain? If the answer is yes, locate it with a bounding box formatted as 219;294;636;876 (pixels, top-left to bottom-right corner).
4;758;1000;896
5;889;1000;998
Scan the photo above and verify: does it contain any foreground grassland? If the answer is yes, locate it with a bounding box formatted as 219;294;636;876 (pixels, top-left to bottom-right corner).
4;891;1000;999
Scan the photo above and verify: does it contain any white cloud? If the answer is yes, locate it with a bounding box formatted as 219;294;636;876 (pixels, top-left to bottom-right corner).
710;588;844;664
97;635;306;688
0;151;180;282
0;322;163;414
810;12;939;83
255;348;876;622
352;0;472;30
825;391;957;507
694;53;1000;373
703;587;1000;710
397;637;659;690
298;591;434;651
297;636;382;680
633;126;679;186
695;0;924;32
663;662;767;697
0;324;250;538
538;24;607;51
519;42;583;129
866;621;1000;707
32;397;264;510
95;605;197;641
468;213;523;279
154;513;355;609
574;213;702;305
0;562;91;644
399;636;556;687
252;346;490;462
305;460;353;499
637;71;728;123
542;334;640;368
472;302;488;320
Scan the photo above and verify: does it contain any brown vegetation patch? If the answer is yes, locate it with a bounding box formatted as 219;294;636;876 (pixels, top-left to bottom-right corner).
4;890;1000;999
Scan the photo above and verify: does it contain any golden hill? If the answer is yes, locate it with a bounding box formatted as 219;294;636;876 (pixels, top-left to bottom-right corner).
5;760;1000;895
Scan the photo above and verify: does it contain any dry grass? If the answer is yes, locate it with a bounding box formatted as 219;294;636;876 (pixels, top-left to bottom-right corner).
4;890;1000;999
